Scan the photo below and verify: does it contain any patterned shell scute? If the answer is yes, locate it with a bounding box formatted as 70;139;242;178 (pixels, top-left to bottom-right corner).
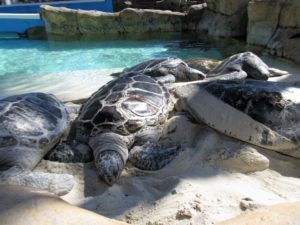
78;73;170;136
0;93;69;151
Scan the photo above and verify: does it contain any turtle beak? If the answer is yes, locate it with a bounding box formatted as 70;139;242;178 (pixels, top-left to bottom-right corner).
188;67;206;81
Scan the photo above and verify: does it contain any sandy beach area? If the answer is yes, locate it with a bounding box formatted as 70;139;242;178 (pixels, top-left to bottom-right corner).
34;113;300;224
27;63;300;225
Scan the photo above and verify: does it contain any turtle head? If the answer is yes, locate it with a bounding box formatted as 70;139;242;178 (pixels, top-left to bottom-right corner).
239;52;288;80
95;150;125;185
187;67;206;81
89;132;131;185
167;58;206;81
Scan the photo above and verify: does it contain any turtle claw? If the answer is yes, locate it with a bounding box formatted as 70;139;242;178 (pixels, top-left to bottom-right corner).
95;151;124;185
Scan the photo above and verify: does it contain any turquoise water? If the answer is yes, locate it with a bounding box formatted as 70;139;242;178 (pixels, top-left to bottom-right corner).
0;38;227;76
0;38;299;101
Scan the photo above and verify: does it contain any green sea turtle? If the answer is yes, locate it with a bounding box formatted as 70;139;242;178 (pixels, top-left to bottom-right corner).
184;52;288;82
176;80;300;158
47;53;290;184
47;58;205;185
206;52;289;80
0;93;74;195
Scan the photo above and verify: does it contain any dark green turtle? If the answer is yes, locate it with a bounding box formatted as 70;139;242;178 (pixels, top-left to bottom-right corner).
47;58;205;185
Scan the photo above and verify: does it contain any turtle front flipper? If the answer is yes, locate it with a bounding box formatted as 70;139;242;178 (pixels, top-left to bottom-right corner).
206;70;248;81
0;167;74;196
268;67;289;77
129;145;182;171
89;132;132;185
45;141;94;163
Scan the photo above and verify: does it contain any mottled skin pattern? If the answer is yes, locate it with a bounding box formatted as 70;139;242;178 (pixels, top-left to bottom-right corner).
47;53;290;185
207;52;289;80
48;58;205;185
202;80;300;148
0;93;73;195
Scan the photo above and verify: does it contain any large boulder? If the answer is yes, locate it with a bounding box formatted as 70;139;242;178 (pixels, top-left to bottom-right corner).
247;0;300;63
247;1;282;46
206;0;250;15
184;3;207;31
196;0;250;37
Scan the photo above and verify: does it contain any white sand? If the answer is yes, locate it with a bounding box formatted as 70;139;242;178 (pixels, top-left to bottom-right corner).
34;114;300;225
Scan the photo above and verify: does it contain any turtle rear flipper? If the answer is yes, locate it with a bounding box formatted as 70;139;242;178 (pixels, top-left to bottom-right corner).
129;145;182;171
0;167;74;196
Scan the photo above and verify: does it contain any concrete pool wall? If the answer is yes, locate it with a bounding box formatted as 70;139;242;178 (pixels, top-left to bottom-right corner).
0;0;113;34
40;5;187;39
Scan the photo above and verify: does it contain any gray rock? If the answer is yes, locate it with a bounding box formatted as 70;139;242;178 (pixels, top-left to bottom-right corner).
247;0;300;63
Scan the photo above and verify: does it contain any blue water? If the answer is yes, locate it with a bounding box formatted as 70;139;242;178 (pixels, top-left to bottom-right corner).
0;38;298;101
0;38;226;76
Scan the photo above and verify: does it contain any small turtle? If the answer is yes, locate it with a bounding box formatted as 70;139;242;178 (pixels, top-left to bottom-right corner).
47;58;205;185
207;52;289;80
0;93;73;195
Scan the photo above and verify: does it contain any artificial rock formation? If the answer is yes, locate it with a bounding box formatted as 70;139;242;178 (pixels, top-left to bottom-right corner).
39;1;300;63
196;0;250;37
247;0;300;63
40;5;184;39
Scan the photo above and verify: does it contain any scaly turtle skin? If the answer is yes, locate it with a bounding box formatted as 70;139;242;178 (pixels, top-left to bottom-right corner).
176;79;300;158
47;53;289;185
48;57;205;185
0;93;73;195
207;52;289;80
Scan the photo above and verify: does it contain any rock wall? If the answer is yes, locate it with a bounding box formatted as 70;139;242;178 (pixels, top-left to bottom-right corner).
40;5;185;39
194;0;300;63
40;1;300;63
247;0;300;63
196;0;250;37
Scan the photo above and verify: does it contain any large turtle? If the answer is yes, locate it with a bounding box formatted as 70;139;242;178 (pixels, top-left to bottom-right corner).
47;58;205;185
176;79;300;158
47;53;289;185
0;93;74;195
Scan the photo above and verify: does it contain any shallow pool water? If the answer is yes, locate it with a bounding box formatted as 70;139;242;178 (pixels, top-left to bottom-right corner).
0;37;299;101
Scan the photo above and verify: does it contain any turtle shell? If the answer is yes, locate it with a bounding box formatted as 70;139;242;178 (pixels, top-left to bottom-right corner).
77;73;170;136
0;93;70;170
